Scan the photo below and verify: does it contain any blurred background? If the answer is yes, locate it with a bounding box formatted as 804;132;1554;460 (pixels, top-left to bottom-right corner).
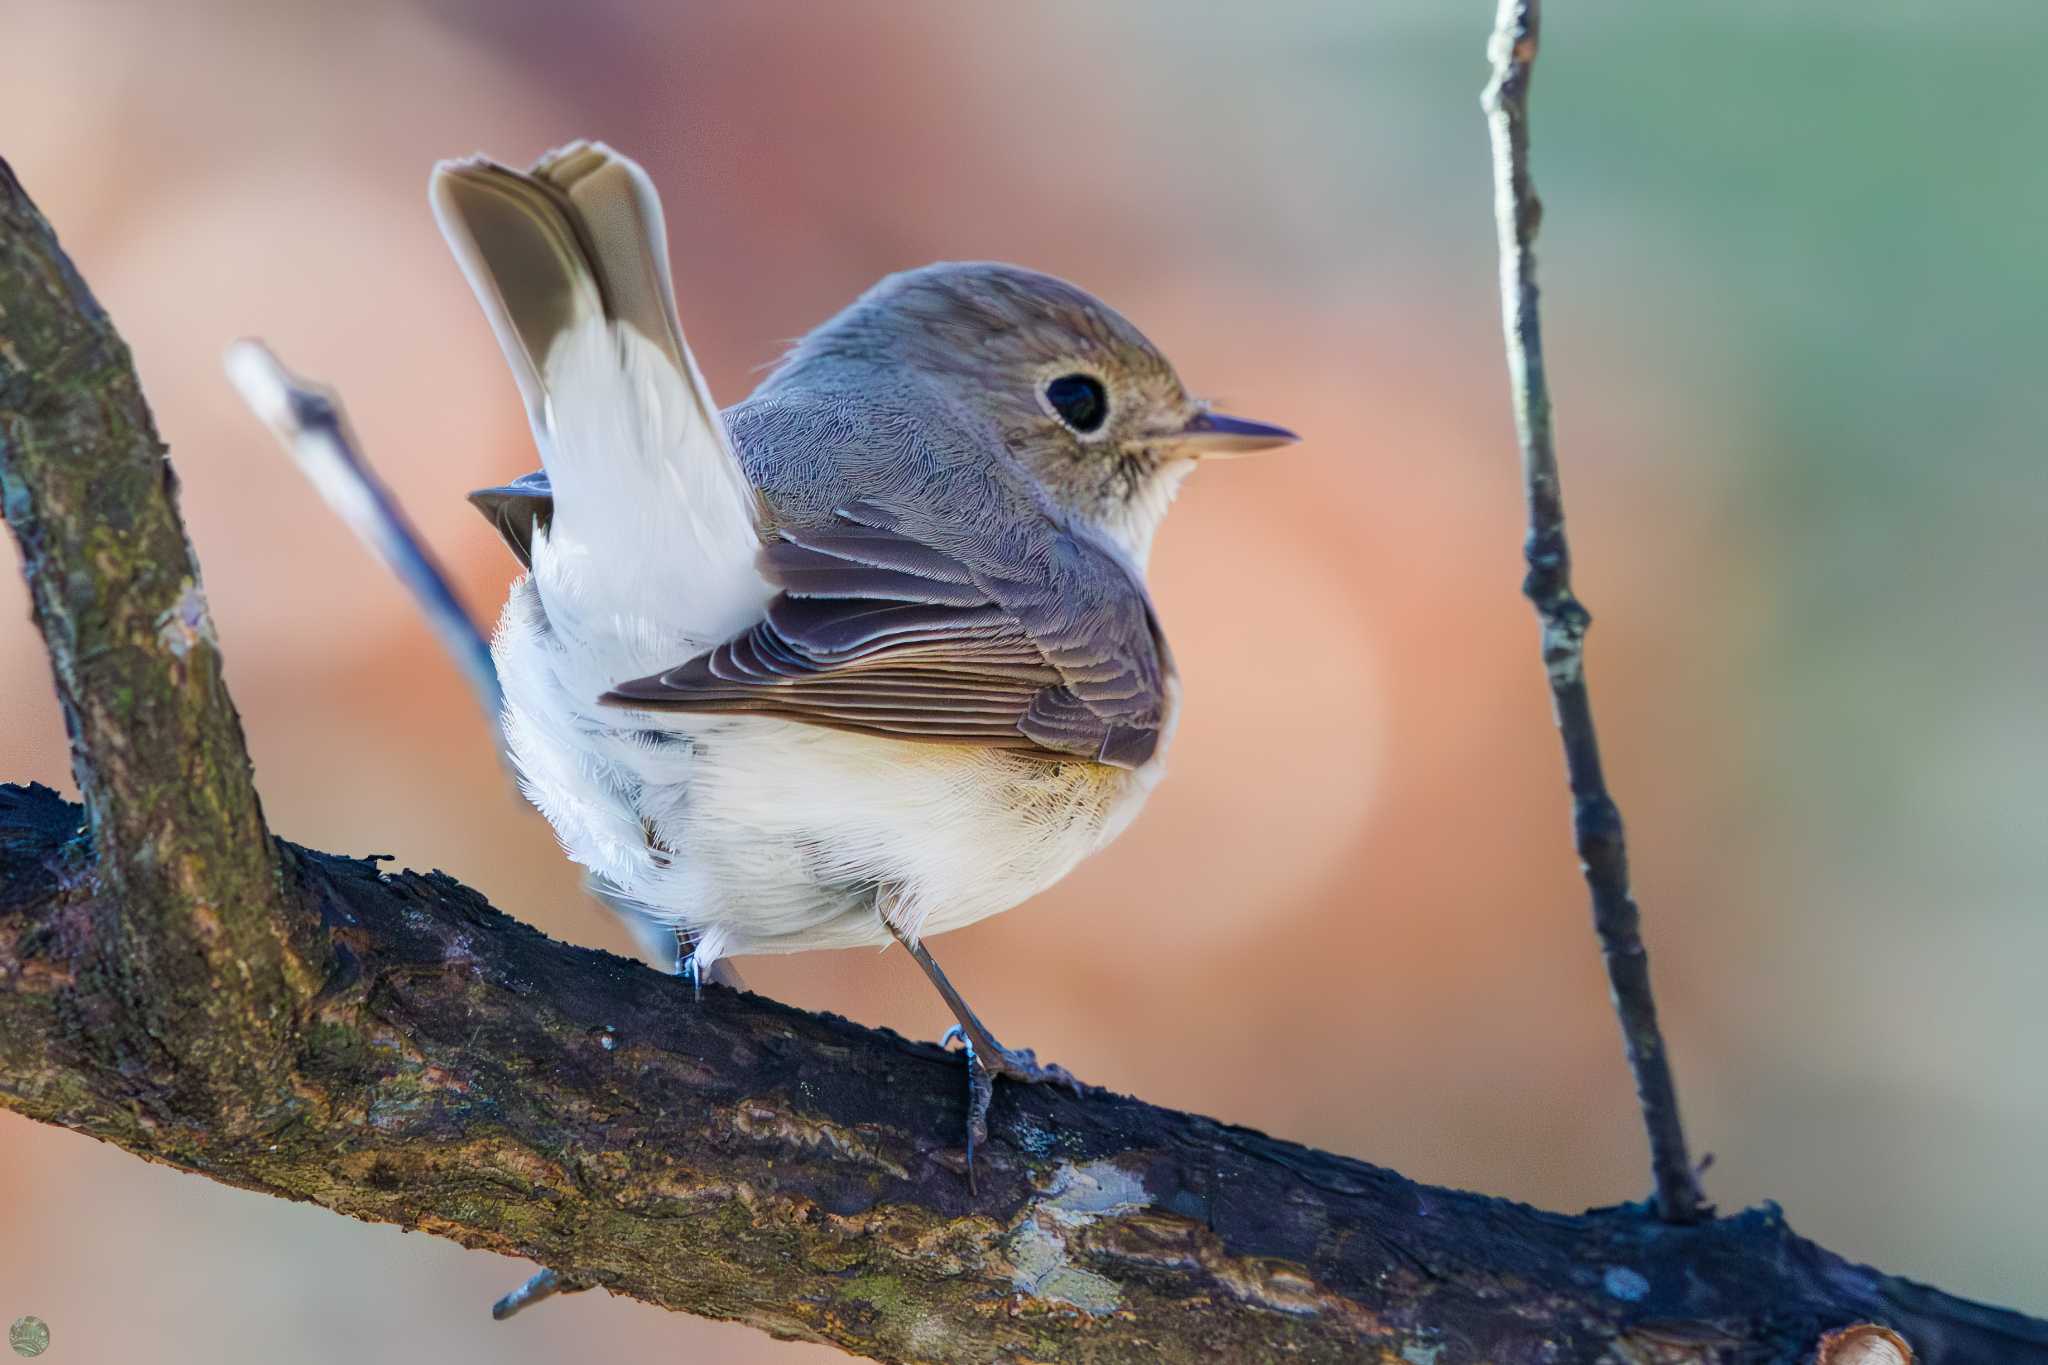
3;1;2044;1359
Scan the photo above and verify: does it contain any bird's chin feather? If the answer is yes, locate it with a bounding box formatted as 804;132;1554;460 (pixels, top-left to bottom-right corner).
1089;456;1197;572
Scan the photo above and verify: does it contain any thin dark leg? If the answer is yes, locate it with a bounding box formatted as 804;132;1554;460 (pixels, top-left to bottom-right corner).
885;919;1079;1190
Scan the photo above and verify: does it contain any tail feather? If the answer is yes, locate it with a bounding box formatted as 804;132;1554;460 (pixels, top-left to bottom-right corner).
432;142;770;671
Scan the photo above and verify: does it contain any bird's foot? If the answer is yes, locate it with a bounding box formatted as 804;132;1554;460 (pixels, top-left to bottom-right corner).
940;1025;1081;1091
940;1025;1083;1193
678;947;746;998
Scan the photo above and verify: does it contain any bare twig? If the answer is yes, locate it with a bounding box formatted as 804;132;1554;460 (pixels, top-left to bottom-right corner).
491;1268;585;1322
224;339;505;737
1481;0;1706;1223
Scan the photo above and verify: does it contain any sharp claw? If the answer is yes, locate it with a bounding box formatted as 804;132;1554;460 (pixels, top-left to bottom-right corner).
931;1020;1078;1194
976;1044;1083;1094
964;1055;994;1195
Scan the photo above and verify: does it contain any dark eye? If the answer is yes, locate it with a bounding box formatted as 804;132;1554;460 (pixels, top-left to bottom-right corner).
1044;373;1108;433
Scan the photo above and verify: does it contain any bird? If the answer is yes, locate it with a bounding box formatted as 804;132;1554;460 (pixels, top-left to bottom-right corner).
432;141;1296;1169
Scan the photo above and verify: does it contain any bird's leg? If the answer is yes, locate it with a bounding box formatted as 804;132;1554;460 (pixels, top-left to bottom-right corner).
884;918;1080;1186
885;920;1079;1089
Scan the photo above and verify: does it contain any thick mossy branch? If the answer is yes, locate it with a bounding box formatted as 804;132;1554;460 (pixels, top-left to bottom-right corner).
0;158;318;1128
2;782;2042;1364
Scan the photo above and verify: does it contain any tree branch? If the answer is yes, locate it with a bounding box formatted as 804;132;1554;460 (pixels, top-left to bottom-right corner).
1482;0;1706;1224
2;782;2042;1363
0;117;2040;1365
0;158;321;1130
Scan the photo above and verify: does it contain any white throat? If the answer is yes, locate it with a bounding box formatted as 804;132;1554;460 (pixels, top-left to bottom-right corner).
1091;458;1195;573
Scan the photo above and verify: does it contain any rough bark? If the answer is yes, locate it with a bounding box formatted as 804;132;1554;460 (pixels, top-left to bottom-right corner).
1;130;2044;1365
0;158;322;1130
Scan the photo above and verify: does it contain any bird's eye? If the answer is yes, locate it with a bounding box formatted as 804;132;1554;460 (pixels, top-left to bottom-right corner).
1044;373;1108;434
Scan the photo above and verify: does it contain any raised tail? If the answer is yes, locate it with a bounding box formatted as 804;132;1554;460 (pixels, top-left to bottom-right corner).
432;142;769;661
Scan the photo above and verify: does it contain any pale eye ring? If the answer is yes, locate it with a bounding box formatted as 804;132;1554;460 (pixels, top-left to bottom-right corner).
1043;372;1109;434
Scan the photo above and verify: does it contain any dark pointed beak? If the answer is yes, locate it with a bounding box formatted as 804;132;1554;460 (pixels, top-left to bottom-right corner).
1174;409;1300;457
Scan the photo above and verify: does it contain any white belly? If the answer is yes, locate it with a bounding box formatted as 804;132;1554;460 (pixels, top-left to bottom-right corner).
493;576;1171;968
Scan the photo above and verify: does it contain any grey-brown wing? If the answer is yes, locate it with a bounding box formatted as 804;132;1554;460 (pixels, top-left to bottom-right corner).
600;501;1168;768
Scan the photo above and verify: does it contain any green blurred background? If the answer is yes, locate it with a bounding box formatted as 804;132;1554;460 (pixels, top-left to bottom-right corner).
2;2;2042;1359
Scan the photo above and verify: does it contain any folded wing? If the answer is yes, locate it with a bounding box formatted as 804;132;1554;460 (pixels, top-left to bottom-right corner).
602;500;1170;768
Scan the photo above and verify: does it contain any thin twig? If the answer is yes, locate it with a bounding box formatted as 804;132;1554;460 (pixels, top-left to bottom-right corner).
1480;0;1706;1224
224;340;505;743
492;1268;584;1322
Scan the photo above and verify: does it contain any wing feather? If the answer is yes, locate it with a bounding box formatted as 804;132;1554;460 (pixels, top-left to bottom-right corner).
602;506;1169;767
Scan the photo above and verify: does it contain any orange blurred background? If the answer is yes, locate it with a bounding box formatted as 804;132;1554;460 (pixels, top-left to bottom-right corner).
3;3;2043;1361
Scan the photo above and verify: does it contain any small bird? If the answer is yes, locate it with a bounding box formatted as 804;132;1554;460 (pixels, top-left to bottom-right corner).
433;142;1295;1164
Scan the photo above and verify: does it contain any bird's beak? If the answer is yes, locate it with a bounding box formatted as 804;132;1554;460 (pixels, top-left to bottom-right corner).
1171;408;1300;458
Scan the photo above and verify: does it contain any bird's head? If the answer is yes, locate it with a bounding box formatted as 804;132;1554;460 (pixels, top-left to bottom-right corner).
774;262;1296;566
